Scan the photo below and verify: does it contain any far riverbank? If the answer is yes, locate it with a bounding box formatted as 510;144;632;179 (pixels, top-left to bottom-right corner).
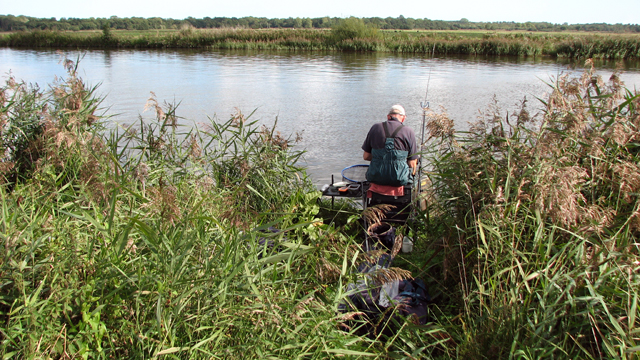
1;28;640;59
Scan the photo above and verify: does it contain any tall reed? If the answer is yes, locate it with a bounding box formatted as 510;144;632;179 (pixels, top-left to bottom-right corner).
0;57;417;358
2;29;639;59
420;60;640;358
3;54;640;359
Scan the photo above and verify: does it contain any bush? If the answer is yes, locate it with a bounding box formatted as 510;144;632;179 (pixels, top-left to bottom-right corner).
0;78;46;187
331;17;380;42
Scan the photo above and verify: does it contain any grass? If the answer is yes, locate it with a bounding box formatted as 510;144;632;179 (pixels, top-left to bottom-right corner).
0;56;445;358
418;59;640;358
1;28;640;58
1;55;639;358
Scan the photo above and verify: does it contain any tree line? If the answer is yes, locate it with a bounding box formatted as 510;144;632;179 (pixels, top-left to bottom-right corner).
1;14;639;33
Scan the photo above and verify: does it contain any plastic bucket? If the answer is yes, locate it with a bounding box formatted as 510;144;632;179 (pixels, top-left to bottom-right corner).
368;223;395;250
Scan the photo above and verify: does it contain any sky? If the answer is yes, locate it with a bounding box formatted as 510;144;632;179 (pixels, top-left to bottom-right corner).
1;0;639;25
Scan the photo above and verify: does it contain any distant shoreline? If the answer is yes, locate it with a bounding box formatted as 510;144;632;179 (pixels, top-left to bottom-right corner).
1;14;639;33
2;28;639;59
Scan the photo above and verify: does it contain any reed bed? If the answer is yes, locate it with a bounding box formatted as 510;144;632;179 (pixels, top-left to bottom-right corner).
0;57;439;358
2;55;640;358
420;60;640;358
2;28;640;59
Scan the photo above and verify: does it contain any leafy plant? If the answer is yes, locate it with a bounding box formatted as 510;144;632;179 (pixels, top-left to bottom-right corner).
331;17;381;42
0;77;46;187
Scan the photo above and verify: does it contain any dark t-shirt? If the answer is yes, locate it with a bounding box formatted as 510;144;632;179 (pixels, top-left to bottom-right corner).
361;119;418;160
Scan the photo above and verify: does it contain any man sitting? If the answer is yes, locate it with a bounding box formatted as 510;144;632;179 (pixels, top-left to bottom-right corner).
362;105;418;187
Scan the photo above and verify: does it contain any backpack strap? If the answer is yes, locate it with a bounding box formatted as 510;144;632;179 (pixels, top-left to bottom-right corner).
390;124;403;138
382;121;391;138
382;121;403;139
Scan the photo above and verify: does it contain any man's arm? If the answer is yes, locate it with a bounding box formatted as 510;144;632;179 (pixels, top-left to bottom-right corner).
408;158;417;175
363;151;372;161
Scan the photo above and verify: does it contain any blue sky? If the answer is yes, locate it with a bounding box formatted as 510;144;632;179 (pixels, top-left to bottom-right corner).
2;0;639;25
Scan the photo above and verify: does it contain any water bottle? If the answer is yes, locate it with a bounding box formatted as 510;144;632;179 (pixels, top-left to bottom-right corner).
402;236;414;253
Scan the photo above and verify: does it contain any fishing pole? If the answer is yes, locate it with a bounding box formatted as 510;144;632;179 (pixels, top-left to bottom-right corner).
417;44;436;200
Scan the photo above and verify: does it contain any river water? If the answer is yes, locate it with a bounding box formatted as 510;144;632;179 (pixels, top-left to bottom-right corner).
2;48;639;186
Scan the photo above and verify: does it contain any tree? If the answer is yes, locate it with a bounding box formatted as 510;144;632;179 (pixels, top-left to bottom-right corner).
332;17;380;41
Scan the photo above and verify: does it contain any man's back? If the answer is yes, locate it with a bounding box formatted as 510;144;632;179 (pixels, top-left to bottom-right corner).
361;119;418;159
361;106;418;186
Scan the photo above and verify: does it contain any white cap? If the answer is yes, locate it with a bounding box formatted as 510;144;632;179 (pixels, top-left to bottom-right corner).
388;105;406;116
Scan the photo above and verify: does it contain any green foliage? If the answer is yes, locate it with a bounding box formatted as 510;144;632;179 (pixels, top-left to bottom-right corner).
101;22;112;44
0;78;46;187
3;53;640;359
2;28;639;58
331;17;380;42
419;63;640;358
1;14;639;33
1;58;425;359
0;57;104;191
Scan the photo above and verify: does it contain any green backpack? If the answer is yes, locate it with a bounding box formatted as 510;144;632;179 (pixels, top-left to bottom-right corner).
366;122;411;186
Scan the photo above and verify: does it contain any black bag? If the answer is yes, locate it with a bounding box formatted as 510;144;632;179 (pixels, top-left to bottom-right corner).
391;278;431;325
339;275;432;337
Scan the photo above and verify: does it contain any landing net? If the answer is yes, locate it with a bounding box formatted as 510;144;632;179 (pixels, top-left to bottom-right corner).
341;164;369;183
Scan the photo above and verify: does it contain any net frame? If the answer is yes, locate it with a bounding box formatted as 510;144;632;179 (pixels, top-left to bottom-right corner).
341;164;369;183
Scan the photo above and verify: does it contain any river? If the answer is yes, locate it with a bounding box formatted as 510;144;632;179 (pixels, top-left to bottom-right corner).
2;48;639;186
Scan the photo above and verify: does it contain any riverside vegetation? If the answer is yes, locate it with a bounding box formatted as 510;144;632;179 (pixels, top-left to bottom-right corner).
1;14;639;33
1;18;640;59
0;56;639;359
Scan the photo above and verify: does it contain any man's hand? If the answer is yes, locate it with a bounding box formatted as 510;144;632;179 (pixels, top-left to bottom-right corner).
408;159;418;175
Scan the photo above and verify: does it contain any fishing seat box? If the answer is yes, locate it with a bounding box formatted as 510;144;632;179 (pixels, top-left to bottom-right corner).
366;185;412;223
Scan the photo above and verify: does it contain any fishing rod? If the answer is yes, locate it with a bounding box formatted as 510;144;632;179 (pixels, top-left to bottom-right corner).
417;44;436;200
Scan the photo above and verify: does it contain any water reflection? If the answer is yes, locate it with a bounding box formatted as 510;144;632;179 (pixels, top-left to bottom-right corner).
1;48;639;185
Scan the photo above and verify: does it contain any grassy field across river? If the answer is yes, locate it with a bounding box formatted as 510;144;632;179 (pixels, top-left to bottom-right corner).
1;26;640;58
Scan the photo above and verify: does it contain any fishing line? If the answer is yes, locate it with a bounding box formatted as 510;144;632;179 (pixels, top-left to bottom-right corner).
422;64;432;108
416;44;436;213
421;44;436;110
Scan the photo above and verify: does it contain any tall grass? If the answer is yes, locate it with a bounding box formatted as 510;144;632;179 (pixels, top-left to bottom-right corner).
2;55;640;358
1;58;443;358
1;29;639;58
420;60;640;358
